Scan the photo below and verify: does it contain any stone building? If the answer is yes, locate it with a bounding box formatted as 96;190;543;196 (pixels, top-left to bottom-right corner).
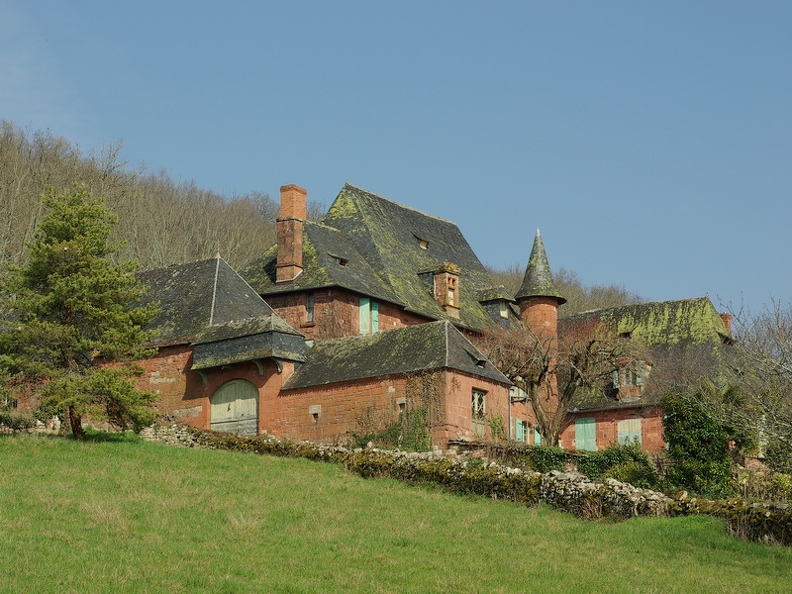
133;182;731;453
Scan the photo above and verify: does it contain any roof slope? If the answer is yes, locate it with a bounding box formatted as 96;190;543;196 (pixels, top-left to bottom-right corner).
242;183;516;331
241;221;403;306
559;296;731;347
563;297;732;413
138;257;283;347
282;320;511;390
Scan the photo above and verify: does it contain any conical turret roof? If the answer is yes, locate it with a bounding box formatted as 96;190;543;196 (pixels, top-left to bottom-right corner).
515;230;566;304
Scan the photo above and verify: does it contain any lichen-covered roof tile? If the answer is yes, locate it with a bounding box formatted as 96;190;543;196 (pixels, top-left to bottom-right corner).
559;296;730;347
244;183;508;332
516;230;566;303
282;321;511;390
138;257;286;347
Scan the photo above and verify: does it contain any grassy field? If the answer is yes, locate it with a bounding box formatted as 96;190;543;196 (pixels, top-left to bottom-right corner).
1;435;791;594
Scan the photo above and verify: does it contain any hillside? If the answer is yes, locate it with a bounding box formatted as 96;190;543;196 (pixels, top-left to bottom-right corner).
0;435;790;593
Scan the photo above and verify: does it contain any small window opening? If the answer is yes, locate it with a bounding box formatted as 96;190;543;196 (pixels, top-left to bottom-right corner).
419;239;429;249
306;292;315;323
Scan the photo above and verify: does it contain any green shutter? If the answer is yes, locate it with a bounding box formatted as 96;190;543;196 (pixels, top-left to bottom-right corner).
575;417;597;451
359;297;370;335
516;419;525;442
534;426;542;446
371;301;379;333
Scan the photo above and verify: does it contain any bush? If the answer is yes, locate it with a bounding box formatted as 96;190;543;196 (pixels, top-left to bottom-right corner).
576;442;658;488
662;389;737;498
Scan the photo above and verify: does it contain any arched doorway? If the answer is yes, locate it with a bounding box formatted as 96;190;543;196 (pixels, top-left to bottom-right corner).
210;379;259;435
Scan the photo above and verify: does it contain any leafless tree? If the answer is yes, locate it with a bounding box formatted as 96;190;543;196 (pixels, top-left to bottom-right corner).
476;324;633;445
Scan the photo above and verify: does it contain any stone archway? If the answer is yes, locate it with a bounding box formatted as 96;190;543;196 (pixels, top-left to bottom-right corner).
210;379;259;435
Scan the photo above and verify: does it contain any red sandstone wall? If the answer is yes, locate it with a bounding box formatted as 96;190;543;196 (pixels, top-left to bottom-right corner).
438;372;511;443
265;288;427;341
271;375;411;443
136;345;206;426
559;407;665;453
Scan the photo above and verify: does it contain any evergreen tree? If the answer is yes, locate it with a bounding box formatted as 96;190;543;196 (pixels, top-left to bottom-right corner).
0;184;158;438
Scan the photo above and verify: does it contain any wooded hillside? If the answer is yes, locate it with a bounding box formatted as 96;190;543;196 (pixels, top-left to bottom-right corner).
0;121;637;315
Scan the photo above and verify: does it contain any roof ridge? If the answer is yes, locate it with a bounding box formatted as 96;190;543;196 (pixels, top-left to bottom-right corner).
138;256;220;275
343;182;455;225
209;257;221;326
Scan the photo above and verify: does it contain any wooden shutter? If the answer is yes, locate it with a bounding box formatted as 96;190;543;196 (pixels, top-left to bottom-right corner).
575;417;597;451
617;418;642;446
371;301;379;333
359;297;370;335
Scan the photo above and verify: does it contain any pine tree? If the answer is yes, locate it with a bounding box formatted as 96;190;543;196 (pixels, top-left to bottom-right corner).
0;184;159;438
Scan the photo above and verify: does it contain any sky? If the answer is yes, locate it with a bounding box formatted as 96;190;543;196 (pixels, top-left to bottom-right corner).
2;1;791;315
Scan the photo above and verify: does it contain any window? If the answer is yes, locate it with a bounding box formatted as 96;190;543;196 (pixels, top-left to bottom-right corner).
472;389;486;438
617;418;642;446
533;426;542;446
499;300;509;319
612;360;646;389
575;417;597;451
359;297;379;335
305;292;315;323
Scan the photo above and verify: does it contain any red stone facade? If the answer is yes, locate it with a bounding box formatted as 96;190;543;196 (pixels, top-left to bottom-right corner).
559;407;666;453
266;288;428;341
137;352;512;449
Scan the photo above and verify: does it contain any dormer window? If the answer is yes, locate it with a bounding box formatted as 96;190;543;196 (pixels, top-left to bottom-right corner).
499;300;508;319
328;252;348;266
419;239;429;250
431;263;460;319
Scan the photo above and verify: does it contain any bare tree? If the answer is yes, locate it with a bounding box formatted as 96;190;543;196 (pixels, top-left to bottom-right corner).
717;300;792;452
476;324;632;445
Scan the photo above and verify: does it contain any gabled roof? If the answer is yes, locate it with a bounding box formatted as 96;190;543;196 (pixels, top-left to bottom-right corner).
138;257;290;347
242;183;519;332
282;320;512;390
559;296;731;347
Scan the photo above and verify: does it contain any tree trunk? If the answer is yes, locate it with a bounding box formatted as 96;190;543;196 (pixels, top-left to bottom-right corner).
68;406;86;440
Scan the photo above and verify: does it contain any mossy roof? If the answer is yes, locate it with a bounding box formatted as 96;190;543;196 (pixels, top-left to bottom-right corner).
515;230;566;303
241;183;519;332
559;296;731;347
282;320;512;390
562;297;731;413
137;257;301;349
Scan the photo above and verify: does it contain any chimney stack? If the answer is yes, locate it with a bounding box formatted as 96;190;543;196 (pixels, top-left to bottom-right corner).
276;184;307;284
720;312;733;334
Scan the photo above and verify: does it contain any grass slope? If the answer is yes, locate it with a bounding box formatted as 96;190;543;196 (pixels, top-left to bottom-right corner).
1;435;791;594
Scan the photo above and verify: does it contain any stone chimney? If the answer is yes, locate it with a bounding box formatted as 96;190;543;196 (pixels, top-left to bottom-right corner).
276;184;307;284
433;263;460;319
720;312;733;334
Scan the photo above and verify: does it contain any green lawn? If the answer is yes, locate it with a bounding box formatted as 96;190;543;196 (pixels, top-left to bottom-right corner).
1;435;790;594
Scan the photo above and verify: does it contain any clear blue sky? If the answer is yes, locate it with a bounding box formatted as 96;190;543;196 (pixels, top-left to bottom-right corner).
2;1;791;315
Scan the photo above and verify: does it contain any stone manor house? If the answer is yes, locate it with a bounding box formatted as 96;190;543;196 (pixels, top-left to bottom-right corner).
135;183;732;453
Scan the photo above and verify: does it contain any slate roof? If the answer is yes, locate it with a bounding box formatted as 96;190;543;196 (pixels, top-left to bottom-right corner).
559;296;731;347
241;183;522;332
282;320;512;390
561;296;732;412
516;230;566;304
137;258;305;368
